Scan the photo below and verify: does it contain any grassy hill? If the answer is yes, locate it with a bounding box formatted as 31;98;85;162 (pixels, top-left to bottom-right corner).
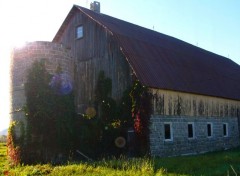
1;142;240;175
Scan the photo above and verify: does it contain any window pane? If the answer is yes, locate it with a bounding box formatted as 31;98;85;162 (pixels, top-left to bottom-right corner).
223;124;227;136
207;124;212;137
76;26;83;39
188;124;193;138
164;124;171;139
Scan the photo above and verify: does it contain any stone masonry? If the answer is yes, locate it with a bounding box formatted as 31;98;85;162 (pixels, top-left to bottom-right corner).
11;41;74;136
150;115;239;157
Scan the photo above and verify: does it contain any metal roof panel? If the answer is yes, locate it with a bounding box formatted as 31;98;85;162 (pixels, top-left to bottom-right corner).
55;5;240;100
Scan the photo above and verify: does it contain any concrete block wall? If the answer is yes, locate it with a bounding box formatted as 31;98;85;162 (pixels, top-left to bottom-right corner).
11;41;74;133
150;115;240;157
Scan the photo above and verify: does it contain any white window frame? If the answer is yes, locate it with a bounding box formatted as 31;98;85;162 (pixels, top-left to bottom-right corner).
187;122;195;139
223;123;228;137
76;25;83;39
207;122;213;138
164;122;173;141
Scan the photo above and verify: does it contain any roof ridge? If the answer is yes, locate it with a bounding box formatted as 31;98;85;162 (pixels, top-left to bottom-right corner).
75;5;237;63
53;5;240;101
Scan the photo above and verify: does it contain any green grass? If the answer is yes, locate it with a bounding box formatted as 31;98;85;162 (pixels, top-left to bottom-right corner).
0;143;8;174
154;148;240;175
1;142;240;175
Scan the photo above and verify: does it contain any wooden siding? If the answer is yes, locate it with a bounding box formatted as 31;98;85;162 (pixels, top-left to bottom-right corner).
56;11;132;112
151;88;240;117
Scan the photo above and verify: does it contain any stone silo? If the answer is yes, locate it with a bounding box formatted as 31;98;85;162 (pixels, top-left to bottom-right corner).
11;41;74;136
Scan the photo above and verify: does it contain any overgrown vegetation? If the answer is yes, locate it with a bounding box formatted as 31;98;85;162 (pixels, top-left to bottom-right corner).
8;60;151;164
7;122;21;166
24;61;75;164
130;80;151;156
2;143;240;175
76;71;152;158
76;71;133;158
8;60;76;164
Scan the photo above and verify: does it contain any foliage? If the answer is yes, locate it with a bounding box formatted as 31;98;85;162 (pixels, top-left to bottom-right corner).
6;121;21;166
78;72;151;157
77;71;133;158
11;60;76;164
130;80;151;156
95;71;118;124
95;71;133;156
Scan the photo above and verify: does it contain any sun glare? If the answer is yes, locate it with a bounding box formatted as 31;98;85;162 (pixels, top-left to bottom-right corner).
0;0;44;131
0;37;29;131
0;36;28;131
13;40;28;50
0;46;11;131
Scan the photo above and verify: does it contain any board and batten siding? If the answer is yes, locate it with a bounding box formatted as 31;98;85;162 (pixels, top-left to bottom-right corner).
150;88;240;117
55;11;132;113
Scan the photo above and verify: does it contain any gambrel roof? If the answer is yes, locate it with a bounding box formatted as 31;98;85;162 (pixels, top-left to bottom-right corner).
53;5;240;101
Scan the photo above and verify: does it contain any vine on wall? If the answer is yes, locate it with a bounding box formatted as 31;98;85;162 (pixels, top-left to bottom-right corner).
78;71;133;157
8;60;76;164
75;72;151;157
8;64;152;163
130;80;151;156
7;122;21;166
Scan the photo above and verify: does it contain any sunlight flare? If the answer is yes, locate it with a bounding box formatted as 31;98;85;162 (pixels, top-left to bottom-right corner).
0;46;11;131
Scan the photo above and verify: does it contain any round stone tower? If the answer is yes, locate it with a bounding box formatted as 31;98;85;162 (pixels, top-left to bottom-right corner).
11;41;74;136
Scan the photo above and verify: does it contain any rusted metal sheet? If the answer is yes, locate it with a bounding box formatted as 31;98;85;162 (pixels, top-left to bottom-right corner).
54;5;240;101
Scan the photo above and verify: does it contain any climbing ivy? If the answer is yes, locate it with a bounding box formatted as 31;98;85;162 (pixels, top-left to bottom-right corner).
16;60;75;164
7;121;21;166
130;80;151;156
94;72;151;156
95;71;117;124
8;63;152;163
77;71;133;157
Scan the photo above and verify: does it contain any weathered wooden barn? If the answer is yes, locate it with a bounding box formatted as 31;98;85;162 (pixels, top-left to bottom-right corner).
52;3;240;156
11;2;240;157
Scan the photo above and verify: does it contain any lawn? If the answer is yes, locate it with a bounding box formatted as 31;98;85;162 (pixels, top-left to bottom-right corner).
1;142;240;175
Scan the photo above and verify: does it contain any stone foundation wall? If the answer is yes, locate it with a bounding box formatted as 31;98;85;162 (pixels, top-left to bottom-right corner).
11;41;74;133
150;115;240;157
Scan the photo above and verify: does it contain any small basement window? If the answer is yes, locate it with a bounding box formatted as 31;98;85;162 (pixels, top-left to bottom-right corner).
207;123;213;137
76;25;83;39
188;123;195;139
223;123;228;137
164;123;173;141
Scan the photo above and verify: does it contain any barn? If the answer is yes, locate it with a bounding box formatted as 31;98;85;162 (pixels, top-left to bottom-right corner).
11;2;240;157
52;2;240;156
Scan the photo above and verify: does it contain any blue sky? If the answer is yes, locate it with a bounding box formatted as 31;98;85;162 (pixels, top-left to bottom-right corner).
0;0;239;130
1;0;239;62
102;0;240;64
